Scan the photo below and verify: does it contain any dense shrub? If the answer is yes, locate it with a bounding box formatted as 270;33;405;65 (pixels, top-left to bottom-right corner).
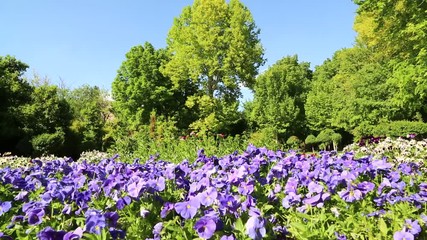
353;121;427;141
286;136;301;149
31;129;65;156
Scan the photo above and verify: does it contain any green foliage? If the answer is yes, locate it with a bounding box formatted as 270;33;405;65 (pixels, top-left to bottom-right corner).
19;83;72;156
250;55;312;141
163;0;264;96
112;42;195;132
286;136;301;150
22;83;72;135
31;128;65;156
162;0;264;133
353;0;427;65
305;134;317;145
66;85;112;153
350;0;427;126
111;131;249;164
306;47;393;133
0;55;32;154
316;129;335;150
304;59;337;132
247;127;282;150
2;0;427;162
305;134;317;152
331;133;342;151
185;95;242;134
386;61;427;121
353;120;427;141
304;44;427;139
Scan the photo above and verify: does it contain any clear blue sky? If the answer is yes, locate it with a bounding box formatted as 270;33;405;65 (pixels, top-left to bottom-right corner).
0;1;357;95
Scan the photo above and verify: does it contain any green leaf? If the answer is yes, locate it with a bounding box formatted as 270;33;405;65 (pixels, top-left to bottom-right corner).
234;217;245;233
378;218;388;237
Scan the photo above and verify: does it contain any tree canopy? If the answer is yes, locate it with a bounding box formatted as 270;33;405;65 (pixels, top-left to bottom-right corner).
0;56;32;154
161;0;264;133
250;55;312;141
112;42;196;131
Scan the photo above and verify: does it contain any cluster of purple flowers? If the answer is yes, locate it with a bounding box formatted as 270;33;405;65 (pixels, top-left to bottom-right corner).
0;145;427;239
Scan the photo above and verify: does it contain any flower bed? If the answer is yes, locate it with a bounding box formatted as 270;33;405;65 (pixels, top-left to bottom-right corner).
1;145;427;239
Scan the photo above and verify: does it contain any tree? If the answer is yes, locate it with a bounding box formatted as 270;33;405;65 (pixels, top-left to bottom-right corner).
353;0;427;122
316;129;335;151
286;136;302;150
331;133;342;151
353;0;427;65
305;47;397;134
0;55;33;154
162;0;264;133
250;55;312;141
112;42;196;131
21;83;73;156
66;85;112;153
304;134;317;152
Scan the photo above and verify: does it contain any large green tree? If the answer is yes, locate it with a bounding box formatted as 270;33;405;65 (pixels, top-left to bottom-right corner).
353;0;427;65
353;0;427;122
112;42;196;131
20;83;73;156
162;0;264;133
67;85;112;152
305;47;396;133
0;56;33;154
249;55;312;141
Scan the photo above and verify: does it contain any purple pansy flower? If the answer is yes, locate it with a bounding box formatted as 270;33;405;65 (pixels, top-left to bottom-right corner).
338;185;362;203
127;178;145;198
245;211;266;240
356;181;375;194
284;177;299;194
14;190;28;201
85;209;106;234
403;219;421;235
372;158;393;170
194;216;216;239
140;208;150;218
104;212;119;228
0;201;11;216
0;232;13;240
153;222;163;236
393;231;414;240
37;227;66;240
27;208;45;225
421;214;427;224
238;181;254;196
175;198;200;219
63;227;83;240
148;177;165;192
219;195;239;214
161;202;174;218
116;196;131;210
308;181;323;194
335;232;347;240
282;192;302;208
242;195;257;212
220;235;235;240
109;228;126;240
200;187;218;207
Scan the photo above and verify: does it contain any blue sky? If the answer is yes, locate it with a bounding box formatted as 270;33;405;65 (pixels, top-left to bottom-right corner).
0;1;357;96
